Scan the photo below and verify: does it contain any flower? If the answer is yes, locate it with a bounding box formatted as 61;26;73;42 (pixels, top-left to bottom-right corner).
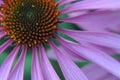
0;0;120;80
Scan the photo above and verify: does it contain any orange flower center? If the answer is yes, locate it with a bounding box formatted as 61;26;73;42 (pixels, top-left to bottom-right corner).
1;0;59;47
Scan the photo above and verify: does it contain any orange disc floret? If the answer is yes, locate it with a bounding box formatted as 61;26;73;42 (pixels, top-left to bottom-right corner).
1;0;59;47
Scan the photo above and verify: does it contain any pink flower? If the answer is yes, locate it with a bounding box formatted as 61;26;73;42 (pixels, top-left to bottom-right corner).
0;0;120;80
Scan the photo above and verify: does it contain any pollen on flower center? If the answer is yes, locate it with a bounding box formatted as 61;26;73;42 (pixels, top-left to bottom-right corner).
1;0;59;47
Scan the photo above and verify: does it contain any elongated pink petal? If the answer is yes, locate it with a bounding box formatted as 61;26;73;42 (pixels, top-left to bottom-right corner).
50;42;88;80
59;29;120;49
0;39;13;55
47;46;85;61
0;31;6;38
82;64;119;80
61;0;120;14
8;45;27;80
39;44;60;80
94;45;119;55
68;11;88;17
0;45;20;80
62;10;120;32
58;38;120;78
31;46;44;80
58;0;75;6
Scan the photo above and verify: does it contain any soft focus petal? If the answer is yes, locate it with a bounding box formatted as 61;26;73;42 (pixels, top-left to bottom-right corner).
0;0;3;6
0;27;4;30
59;29;120;49
0;31;6;38
58;0;75;6
50;42;88;80
8;45;27;80
82;64;119;80
61;0;120;14
82;64;108;80
63;10;120;32
39;44;60;80
31;46;44;80
0;39;13;55
99;75;119;80
57;37;120;78
0;45;20;80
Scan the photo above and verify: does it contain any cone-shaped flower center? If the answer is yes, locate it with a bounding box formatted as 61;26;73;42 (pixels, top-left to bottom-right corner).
1;0;59;47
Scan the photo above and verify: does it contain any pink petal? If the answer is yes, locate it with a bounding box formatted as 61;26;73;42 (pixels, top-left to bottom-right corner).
47;46;85;61
82;64;108;80
61;0;120;14
8;45;27;80
58;0;75;6
0;0;3;6
31;46;44;80
58;38;120;78
0;45;20;80
46;48;57;60
82;64;119;80
93;45;119;55
0;11;3;16
59;29;120;49
0;27;4;30
0;31;6;38
50;42;88;80
39;44;60;80
0;39;13;55
62;10;120;32
99;75;119;80
68;11;88;17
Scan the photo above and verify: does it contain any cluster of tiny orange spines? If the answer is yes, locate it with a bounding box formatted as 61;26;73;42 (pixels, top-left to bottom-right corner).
1;0;59;47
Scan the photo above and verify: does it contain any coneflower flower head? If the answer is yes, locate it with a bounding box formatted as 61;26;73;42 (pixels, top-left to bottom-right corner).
0;0;120;80
0;0;59;47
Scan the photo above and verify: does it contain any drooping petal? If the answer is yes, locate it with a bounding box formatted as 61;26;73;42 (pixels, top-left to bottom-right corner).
50;42;88;80
62;10;120;32
0;45;20;80
59;29;120;49
8;45;27;80
57;37;120;78
61;0;120;14
39;44;60;80
31;46;44;80
0;31;6;38
0;39;13;55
